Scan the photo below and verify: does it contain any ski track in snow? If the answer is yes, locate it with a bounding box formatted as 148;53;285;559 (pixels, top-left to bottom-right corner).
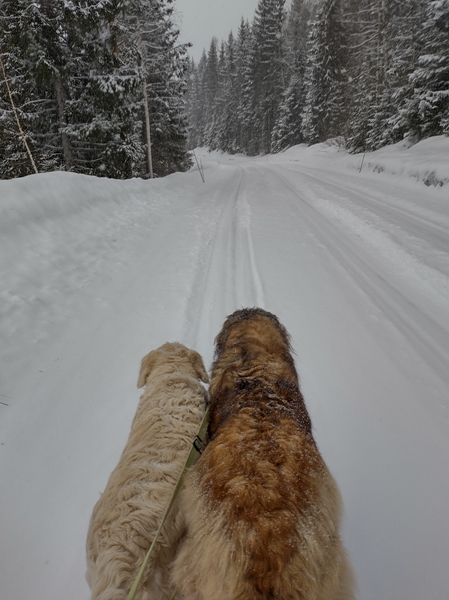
1;143;449;600
266;164;449;389
289;164;449;273
182;165;264;355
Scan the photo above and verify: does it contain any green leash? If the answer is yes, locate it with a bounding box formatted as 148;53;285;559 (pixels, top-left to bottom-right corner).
126;406;210;600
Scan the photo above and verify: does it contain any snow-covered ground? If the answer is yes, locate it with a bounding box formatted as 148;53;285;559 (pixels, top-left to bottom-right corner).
1;138;449;600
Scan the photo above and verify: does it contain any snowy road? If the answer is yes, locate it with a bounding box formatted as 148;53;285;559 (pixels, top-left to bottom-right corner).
1;143;449;600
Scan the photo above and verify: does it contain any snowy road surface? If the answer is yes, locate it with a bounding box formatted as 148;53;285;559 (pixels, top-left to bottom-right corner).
1;141;449;600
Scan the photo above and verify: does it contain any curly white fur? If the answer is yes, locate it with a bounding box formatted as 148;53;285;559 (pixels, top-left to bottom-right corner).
86;342;209;600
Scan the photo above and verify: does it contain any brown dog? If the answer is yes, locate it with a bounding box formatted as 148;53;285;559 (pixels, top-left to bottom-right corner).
86;342;209;600
172;308;354;600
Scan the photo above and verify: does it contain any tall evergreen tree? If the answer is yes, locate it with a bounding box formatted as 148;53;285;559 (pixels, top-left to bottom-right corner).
0;0;80;176
235;18;253;152
363;0;426;147
185;51;207;148
68;0;191;178
272;0;311;152
203;37;220;147
301;0;347;144
248;0;286;154
343;0;428;150
405;0;449;139
66;0;142;178
345;0;395;151
135;0;192;175
207;40;227;150
215;34;240;153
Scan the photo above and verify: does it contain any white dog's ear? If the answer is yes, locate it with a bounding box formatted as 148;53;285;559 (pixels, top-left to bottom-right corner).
189;350;209;384
137;350;158;388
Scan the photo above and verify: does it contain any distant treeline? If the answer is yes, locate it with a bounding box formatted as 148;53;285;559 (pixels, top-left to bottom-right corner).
0;0;192;180
186;0;449;155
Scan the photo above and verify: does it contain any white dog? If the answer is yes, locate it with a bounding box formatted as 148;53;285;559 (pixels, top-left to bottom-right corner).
86;342;209;600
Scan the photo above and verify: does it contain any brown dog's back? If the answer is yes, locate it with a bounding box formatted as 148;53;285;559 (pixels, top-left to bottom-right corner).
172;309;354;600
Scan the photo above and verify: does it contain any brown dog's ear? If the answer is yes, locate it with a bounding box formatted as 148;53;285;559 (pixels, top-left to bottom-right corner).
189;349;209;384
137;350;159;388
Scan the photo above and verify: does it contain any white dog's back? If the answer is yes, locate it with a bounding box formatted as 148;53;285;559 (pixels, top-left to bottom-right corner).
86;343;209;600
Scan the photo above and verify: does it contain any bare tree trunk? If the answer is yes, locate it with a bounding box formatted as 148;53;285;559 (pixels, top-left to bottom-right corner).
54;75;74;171
137;19;154;179
142;79;154;179
0;52;38;174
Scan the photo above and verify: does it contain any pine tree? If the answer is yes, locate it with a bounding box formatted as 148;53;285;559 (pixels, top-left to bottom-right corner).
272;0;311;152
207;40;226;150
215;34;240;153
135;0;192;176
0;1;41;177
0;0;80;176
66;1;141;177
238;18;256;154
68;0;191;178
380;0;427;144
203;37;220;147
249;0;286;154
185;51;207;148
405;0;449;139
302;0;347;144
342;0;435;151
272;79;304;151
345;0;427;150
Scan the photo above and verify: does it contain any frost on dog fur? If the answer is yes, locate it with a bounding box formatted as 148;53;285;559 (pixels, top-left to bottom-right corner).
86;342;209;600
172;308;355;600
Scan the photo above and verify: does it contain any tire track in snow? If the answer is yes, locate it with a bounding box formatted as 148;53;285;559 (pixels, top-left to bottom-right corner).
287;165;449;258
182;166;264;358
267;165;449;387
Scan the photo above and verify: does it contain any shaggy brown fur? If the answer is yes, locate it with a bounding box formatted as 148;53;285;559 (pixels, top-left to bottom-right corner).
86;342;209;600
172;308;354;600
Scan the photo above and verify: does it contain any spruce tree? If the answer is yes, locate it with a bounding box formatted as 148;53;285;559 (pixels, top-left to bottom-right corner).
406;0;449;139
0;1;42;177
215;34;240;153
137;0;192;176
238;18;256;154
185;51;207;149
249;0;286;154
0;0;79;176
302;0;347;145
68;0;191;178
203;38;220;147
272;0;311;152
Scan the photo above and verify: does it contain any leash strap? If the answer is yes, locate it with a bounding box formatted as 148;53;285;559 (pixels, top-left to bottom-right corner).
126;405;210;600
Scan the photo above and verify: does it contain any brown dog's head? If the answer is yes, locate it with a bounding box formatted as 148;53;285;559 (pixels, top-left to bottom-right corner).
137;342;209;389
213;308;295;372
215;307;291;350
209;308;311;437
210;308;299;401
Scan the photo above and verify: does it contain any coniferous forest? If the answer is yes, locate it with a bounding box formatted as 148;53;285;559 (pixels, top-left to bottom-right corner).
0;0;191;179
186;0;449;155
1;1;448;179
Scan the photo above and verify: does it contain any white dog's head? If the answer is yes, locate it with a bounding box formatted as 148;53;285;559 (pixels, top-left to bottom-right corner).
137;342;209;389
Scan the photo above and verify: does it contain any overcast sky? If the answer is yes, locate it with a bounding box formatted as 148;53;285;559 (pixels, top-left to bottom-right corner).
174;0;261;62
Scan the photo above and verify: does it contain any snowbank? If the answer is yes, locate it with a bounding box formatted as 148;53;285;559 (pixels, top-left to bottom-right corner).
273;135;449;188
